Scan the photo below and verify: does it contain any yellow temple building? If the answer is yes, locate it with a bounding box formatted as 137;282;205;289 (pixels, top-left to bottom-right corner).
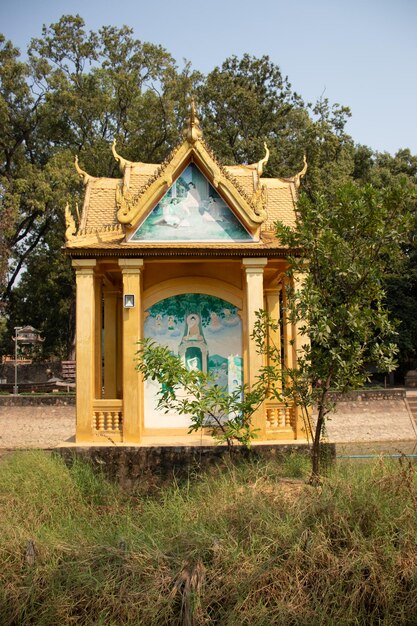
65;107;308;444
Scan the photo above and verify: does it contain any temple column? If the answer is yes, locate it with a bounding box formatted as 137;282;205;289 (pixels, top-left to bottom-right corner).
281;279;294;372
291;271;311;439
94;274;103;399
119;258;144;443
72;259;97;442
242;258;268;437
116;295;123;399
265;286;282;388
103;286;118;399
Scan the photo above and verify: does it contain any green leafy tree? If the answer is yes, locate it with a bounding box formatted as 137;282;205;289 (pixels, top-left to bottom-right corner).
0;16;197;356
3;13;415;372
254;181;413;479
4;228;75;360
353;146;417;376
197;53;307;172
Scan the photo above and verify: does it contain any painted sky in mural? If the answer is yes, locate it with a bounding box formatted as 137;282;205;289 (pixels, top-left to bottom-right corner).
131;163;253;242
144;293;243;429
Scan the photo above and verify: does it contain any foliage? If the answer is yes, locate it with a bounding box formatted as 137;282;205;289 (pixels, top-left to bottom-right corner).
255;181;413;479
136;338;266;448
1;13;417;368
3;230;75;359
354;148;417;375
1;451;416;625
0;16;197;356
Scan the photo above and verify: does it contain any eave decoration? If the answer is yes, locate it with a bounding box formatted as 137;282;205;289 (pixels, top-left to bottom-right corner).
65;203;77;242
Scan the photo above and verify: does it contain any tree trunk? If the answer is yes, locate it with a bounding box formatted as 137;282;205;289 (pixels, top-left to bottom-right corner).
311;404;325;482
310;381;331;484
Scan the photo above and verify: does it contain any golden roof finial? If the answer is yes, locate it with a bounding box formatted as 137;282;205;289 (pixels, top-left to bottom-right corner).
74;155;93;185
184;98;203;144
294;155;308;189
257;142;270;177
65;203;77;241
111;139;132;174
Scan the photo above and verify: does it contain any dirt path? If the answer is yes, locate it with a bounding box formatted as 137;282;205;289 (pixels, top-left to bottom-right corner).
0;405;75;448
0;400;416;450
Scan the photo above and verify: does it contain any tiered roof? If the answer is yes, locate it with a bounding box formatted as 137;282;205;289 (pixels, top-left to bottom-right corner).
65;105;306;257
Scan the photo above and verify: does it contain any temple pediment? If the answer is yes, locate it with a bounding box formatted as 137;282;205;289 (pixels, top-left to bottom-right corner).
128;161;255;243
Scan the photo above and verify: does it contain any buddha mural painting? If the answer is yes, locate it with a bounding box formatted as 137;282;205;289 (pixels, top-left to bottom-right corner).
143;293;243;428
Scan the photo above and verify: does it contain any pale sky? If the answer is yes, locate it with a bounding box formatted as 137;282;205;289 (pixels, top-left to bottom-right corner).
1;0;416;155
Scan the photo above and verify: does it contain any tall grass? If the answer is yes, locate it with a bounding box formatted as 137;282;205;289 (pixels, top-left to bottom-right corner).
0;451;416;625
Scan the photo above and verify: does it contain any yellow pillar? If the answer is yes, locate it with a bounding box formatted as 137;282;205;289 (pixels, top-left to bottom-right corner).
291;271;311;439
103;287;118;399
116;295;123;399
119;258;144;443
265;286;282;387
72;259;97;442
281;279;294;371
94;275;103;399
242;258;268;437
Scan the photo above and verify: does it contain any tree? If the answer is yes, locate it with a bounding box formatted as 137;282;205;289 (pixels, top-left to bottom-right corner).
0;16;197;356
2;14;415;369
255;181;413;480
352;146;417;377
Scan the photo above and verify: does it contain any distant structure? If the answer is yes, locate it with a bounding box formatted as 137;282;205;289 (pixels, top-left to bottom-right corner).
2;325;44;364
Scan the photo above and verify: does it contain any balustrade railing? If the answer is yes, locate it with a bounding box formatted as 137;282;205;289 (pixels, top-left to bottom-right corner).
92;399;123;441
265;401;295;434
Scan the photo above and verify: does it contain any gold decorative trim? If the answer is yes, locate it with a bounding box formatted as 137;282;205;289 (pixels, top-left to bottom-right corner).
257;142;270;177
294;155;308;189
111;139;133;174
246;142;270;178
116;142;183;224
74;156;95;185
250;184;268;217
183;98;203;144
65;204;77;242
200;139;267;222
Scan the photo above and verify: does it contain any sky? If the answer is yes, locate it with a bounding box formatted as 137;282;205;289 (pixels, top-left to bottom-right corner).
1;0;416;155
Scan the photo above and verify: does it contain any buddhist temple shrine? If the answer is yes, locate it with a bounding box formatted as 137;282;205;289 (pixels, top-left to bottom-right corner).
65;106;308;444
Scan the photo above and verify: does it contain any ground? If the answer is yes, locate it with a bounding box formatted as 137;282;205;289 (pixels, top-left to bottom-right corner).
0;396;416;450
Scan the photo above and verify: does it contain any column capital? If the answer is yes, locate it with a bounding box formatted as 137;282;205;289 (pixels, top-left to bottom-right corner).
242;257;268;272
72;259;97;273
118;258;144;274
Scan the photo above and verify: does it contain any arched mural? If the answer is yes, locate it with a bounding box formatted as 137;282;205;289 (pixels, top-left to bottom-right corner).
144;293;243;429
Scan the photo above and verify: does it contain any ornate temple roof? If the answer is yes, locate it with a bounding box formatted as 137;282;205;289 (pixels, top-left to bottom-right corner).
65;105;306;256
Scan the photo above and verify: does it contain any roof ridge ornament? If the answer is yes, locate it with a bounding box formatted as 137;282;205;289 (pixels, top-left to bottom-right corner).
257;143;270;177
112;139;132;174
294;155;308;189
65;203;77;241
74;156;94;185
184;98;203;144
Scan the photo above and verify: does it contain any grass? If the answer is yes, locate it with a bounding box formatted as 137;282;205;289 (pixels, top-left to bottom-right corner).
0;451;416;625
